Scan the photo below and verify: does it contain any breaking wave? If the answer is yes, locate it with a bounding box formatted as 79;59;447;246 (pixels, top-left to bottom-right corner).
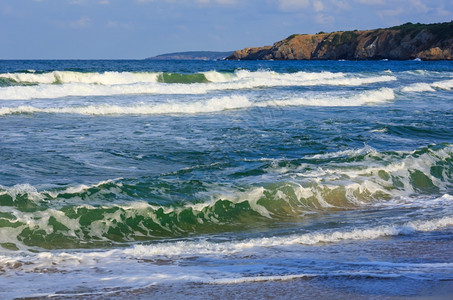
1;213;452;270
0;70;397;100
0;88;394;116
401;79;453;92
1;143;451;250
0;71;161;85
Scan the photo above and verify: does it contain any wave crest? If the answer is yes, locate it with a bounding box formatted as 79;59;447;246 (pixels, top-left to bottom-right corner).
0;144;451;249
0;88;394;116
0;70;397;100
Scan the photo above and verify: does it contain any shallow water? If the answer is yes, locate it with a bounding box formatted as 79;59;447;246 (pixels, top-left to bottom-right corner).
0;59;452;298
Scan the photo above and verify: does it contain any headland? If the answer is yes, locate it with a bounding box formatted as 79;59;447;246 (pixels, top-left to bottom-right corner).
227;21;453;60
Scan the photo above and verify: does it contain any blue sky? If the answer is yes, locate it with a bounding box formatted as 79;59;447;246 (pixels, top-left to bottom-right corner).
0;0;451;59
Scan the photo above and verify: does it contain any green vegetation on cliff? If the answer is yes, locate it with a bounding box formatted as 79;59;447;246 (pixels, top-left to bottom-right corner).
390;22;453;41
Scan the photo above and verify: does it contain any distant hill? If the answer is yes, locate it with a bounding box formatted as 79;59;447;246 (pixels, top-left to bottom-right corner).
227;21;453;60
147;51;234;60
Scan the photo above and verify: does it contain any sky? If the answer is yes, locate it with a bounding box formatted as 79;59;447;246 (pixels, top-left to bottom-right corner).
0;0;451;59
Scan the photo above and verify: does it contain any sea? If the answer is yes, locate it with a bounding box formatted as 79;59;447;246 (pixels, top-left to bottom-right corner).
0;59;452;299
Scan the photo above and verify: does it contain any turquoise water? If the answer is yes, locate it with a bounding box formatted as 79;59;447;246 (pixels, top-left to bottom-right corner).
0;59;452;298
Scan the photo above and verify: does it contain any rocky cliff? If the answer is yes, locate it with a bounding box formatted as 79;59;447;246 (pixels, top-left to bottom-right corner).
227;22;453;60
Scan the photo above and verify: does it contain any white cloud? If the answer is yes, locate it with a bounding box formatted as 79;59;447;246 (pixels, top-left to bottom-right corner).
277;0;310;11
330;0;350;10
313;0;324;11
70;0;87;4
355;0;385;4
409;0;430;12
196;0;237;4
215;0;237;4
315;13;334;24
106;21;134;29
138;0;236;4
377;7;404;18
69;16;91;28
99;0;110;4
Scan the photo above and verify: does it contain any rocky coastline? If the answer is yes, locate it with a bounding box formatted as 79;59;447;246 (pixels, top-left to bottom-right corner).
227;21;453;61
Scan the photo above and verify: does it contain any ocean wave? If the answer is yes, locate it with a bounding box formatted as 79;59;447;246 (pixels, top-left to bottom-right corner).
431;78;453;90
305;144;377;159
0;70;397;100
263;88;394;107
0;71;161;85
0;69;388;85
210;274;313;284
0;81;210;100
401;83;436;92
272;143;453;197
1;214;452;299
0;88;394;116
401;79;453;92
0;95;253;115
1;214;451;266
118;215;453;257
374;194;453;210
0;144;451;249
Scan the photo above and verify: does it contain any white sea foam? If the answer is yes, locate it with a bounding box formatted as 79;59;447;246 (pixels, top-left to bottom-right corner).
375;194;453;210
124;215;453;256
306;144;377;159
210;274;313;284
0;82;211;100
232;69;345;82
202;70;235;82
45;178;123;199
0;70;397;100
1;199;452;299
0;88;395;116
370;128;388;133
401;83;436;92
0;95;252;115
431;78;453;90
227;70;395;87
260;144;453;209
0;183;44;202
3;214;452;265
0;71;160;85
262;88;395;107
0;70;388;86
401;78;453;92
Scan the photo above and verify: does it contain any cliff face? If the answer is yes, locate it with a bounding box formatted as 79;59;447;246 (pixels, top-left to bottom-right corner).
227;22;453;60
